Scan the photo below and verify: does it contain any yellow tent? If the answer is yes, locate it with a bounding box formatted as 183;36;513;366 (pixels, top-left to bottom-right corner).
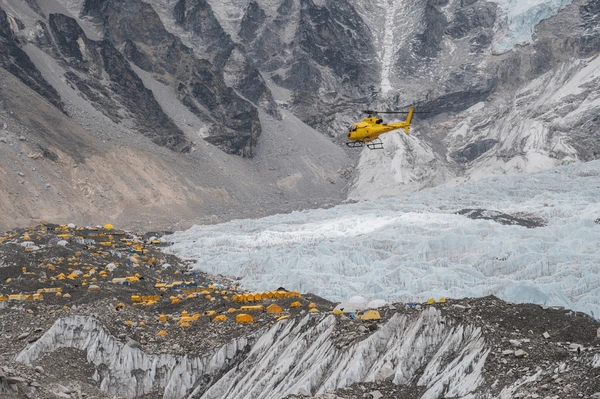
213;315;227;322
266;304;283;313
359;310;381;320
236;313;254;323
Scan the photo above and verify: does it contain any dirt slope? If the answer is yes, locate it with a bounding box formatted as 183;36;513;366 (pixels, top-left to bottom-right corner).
0;67;353;232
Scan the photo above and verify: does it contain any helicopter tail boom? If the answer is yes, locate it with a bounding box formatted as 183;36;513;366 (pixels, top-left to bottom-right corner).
384;106;415;135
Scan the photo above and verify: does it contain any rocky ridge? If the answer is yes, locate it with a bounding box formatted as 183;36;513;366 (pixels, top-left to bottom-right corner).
80;0;265;157
0;7;64;112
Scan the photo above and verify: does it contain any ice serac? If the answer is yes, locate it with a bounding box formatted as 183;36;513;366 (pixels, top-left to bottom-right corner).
15;316;254;399
17;311;488;399
81;0;261;157
490;0;573;54
199;309;487;399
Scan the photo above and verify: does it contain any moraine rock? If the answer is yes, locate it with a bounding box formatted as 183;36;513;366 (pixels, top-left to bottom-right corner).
514;349;527;358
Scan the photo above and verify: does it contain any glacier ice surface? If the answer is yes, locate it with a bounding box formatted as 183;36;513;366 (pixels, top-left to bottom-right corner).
489;0;573;53
165;161;600;317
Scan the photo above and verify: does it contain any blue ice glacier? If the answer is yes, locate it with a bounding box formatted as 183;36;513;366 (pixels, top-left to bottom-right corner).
490;0;573;53
164;161;600;317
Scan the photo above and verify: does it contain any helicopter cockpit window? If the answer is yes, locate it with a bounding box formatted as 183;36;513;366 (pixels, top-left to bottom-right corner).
351;125;358;132
376;119;383;124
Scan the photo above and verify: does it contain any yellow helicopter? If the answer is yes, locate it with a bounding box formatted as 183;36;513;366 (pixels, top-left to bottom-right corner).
346;106;416;150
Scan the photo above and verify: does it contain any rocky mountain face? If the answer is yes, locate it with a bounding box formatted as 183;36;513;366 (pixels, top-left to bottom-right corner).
47;12;191;152
201;0;379;137
80;0;271;156
0;0;599;225
347;0;600;198
0;0;355;231
0;8;63;112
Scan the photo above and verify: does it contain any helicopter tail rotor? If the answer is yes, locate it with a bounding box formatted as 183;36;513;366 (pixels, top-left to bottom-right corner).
404;106;415;134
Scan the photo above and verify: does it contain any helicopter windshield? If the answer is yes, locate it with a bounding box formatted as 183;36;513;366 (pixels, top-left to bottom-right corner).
349;125;358;132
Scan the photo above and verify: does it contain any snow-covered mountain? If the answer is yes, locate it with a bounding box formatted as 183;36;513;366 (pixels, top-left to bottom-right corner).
347;0;600;199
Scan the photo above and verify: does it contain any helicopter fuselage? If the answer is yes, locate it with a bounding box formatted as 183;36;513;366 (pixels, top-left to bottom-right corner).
347;117;411;142
346;106;415;150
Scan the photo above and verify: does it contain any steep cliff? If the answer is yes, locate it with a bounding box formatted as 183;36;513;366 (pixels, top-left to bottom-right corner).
81;0;260;156
0;8;63;112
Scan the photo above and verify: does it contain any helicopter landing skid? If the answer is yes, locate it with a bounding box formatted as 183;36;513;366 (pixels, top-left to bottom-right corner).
346;138;384;150
366;138;384;150
346;140;364;148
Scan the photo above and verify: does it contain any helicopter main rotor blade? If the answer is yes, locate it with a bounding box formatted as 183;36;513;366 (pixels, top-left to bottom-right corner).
362;110;430;114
